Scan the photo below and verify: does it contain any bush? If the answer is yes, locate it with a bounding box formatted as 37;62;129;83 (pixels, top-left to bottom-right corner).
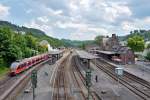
145;51;150;61
0;56;6;67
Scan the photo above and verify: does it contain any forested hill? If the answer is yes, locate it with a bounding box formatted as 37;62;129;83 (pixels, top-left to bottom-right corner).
0;20;66;68
0;20;64;47
61;39;94;47
0;21;46;36
119;30;150;41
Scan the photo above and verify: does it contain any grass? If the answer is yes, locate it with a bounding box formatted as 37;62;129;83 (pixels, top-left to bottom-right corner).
0;67;9;80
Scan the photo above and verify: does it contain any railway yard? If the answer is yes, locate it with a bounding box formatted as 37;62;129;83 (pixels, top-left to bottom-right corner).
0;50;150;100
1;0;150;100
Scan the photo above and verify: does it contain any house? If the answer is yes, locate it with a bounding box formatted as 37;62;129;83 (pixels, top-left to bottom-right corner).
113;46;135;64
102;34;120;51
98;34;135;64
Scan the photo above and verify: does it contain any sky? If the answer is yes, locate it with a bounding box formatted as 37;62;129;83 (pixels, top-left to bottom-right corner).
0;0;150;40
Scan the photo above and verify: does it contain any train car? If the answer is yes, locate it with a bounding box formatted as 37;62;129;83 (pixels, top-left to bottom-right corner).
10;53;50;76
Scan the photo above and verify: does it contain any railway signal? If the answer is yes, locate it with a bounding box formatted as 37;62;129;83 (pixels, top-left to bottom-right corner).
86;69;92;87
86;69;92;100
31;70;37;88
31;70;37;100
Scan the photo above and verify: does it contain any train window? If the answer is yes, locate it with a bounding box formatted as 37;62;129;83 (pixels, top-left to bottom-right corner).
20;63;26;68
17;65;21;69
29;61;31;65
20;64;23;68
28;61;30;65
23;63;26;67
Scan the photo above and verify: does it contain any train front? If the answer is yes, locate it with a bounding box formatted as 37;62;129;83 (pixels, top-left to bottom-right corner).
10;62;20;76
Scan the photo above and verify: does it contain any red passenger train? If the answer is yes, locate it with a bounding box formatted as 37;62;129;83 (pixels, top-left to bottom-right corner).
10;53;51;76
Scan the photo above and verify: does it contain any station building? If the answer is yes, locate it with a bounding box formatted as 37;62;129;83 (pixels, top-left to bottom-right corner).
89;34;135;64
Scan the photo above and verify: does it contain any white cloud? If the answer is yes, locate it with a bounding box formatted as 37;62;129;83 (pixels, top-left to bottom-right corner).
143;17;150;24
88;27;108;34
46;7;63;16
9;0;149;39
121;17;150;34
26;9;33;14
103;2;132;22
69;32;97;40
37;16;49;23
56;21;88;29
24;19;53;36
80;0;90;10
53;10;63;15
68;0;132;23
55;21;109;35
0;4;10;19
121;21;136;32
69;1;78;11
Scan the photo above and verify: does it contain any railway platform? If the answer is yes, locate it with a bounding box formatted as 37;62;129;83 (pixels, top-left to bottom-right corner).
101;58;150;85
88;62;141;100
123;62;150;83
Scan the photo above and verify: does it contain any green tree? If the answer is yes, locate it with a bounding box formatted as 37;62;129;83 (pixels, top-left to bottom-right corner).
0;28;13;66
0;26;65;69
146;43;150;49
23;47;33;58
6;44;22;64
127;35;145;52
0;55;6;67
94;35;103;45
24;34;38;50
0;27;22;66
145;51;150;61
13;32;27;58
79;43;85;50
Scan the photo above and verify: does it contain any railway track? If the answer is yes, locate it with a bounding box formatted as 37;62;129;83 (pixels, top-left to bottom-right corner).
94;59;150;100
73;56;101;100
0;59;50;100
0;75;20;96
71;56;87;100
52;53;101;100
52;54;70;100
0;60;46;95
100;59;150;89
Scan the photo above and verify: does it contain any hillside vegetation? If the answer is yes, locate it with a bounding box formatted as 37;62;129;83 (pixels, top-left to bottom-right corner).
0;21;64;47
0;27;47;68
120;30;150;41
0;21;65;70
61;39;94;47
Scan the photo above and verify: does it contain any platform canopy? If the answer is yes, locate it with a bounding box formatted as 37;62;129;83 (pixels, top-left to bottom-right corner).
92;50;116;55
49;50;63;55
76;50;99;59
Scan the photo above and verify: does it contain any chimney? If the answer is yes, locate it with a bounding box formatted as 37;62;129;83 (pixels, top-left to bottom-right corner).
112;34;116;39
